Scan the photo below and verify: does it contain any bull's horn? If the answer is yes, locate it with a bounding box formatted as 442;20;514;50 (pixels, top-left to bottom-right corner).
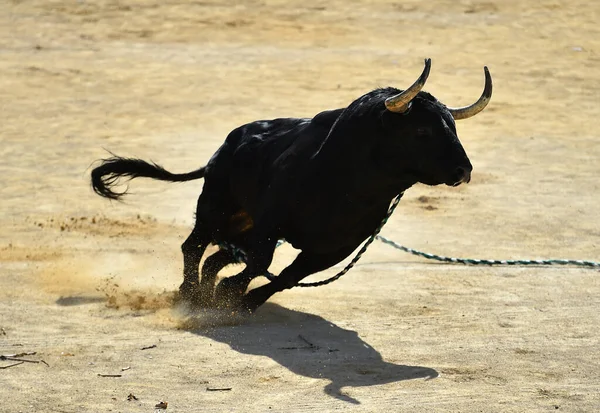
448;66;493;120
385;58;431;113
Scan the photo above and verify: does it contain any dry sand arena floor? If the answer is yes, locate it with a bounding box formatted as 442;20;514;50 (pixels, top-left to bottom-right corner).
1;0;600;411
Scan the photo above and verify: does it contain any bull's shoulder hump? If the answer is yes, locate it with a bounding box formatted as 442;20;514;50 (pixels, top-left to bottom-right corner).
311;108;345;128
244;117;308;132
226;117;311;144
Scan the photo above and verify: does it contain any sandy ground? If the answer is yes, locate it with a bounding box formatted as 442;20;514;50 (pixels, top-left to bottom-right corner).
1;0;600;411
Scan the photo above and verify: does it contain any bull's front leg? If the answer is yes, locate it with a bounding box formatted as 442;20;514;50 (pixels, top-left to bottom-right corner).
179;226;209;305
239;247;355;313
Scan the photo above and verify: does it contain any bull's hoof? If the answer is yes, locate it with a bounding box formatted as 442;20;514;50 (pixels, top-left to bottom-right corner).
213;277;247;308
235;298;260;315
177;282;199;301
236;291;266;314
177;282;214;308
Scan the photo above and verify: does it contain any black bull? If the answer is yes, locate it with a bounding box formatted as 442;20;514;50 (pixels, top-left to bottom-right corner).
91;59;493;313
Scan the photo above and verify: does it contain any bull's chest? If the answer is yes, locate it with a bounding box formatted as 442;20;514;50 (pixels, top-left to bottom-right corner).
284;196;391;253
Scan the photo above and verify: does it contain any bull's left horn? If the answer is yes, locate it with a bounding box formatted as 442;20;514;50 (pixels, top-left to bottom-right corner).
385;58;431;113
448;66;493;120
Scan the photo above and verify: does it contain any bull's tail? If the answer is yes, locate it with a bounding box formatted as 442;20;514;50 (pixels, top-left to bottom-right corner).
91;155;206;200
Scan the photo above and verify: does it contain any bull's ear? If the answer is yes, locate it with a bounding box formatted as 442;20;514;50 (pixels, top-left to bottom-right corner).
448;66;493;120
385;58;431;113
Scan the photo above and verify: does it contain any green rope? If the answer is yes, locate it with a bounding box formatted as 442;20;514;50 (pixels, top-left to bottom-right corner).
375;235;600;268
220;192;600;288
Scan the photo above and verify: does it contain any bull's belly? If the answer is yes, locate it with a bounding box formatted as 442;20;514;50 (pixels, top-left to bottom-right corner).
283;225;376;254
281;199;390;254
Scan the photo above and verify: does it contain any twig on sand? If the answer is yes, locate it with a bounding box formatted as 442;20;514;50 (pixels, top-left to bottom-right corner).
98;373;122;377
1;351;36;358
298;335;320;350
141;344;157;350
0;355;41;364
206;387;232;392
278;334;321;351
0;358;39;363
0;361;24;369
0;352;49;367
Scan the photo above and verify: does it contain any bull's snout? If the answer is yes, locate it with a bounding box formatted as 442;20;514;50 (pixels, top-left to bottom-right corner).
453;165;472;186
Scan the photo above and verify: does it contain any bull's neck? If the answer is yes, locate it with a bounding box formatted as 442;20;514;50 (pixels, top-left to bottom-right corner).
309;124;415;202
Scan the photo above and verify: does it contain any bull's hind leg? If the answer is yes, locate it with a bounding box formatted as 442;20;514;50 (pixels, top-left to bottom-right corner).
239;247;355;313
213;239;277;308
197;248;238;306
179;225;210;305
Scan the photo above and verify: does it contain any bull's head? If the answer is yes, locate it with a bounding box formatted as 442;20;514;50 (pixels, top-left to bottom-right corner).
377;58;492;187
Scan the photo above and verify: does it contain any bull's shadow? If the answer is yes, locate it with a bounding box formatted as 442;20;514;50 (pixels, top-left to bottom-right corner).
186;302;438;404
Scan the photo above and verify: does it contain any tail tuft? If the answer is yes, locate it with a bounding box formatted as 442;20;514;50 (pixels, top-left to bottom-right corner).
90;155;205;200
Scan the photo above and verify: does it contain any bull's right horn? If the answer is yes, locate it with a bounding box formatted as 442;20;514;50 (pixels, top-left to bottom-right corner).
448;66;493;120
385;58;431;113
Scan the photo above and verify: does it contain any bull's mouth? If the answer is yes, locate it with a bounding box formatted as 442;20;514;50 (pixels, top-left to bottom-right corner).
449;177;470;187
449;167;472;186
451;176;471;186
415;170;471;187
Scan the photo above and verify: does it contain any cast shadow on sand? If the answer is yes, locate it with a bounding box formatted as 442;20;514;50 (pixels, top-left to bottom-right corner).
185;302;438;404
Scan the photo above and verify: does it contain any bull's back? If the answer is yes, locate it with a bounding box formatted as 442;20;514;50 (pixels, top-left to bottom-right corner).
226;110;343;214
